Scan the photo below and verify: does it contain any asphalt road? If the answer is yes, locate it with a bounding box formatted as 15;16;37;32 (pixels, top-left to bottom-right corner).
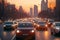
0;24;16;40
0;24;60;40
35;28;60;40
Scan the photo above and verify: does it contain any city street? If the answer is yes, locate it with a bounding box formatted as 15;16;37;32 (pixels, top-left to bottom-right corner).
0;0;60;40
0;23;60;40
0;24;16;40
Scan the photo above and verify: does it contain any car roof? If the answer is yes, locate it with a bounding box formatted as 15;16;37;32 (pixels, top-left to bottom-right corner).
19;22;32;24
54;22;60;23
38;21;46;22
4;21;13;22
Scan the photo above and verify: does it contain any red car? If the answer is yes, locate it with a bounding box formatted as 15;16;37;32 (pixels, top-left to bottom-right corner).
16;22;35;40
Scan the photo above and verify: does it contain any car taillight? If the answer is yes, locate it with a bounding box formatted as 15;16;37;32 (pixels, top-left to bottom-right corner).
34;23;36;25
48;23;50;24
45;25;48;27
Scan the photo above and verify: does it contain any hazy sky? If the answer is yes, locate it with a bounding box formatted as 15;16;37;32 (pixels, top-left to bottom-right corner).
6;0;56;12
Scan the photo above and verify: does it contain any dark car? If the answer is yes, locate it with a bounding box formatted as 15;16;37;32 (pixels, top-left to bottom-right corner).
3;21;17;30
36;21;48;31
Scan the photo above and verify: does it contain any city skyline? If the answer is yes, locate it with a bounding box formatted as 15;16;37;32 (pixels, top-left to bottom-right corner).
5;0;56;12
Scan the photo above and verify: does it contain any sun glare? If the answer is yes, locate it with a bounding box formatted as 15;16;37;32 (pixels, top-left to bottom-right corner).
5;0;56;12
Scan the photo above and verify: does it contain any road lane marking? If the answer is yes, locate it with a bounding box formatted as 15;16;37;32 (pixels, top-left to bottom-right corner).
11;34;16;40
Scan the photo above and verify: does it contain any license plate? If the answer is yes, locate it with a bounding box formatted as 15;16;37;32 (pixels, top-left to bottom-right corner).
23;34;28;35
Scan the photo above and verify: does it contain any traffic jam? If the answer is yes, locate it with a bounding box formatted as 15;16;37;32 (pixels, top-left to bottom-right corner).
0;18;60;40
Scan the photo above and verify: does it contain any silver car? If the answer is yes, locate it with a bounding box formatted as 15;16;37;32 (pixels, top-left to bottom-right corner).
51;22;60;36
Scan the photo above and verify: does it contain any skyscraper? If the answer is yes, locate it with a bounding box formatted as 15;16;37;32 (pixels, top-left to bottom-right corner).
30;8;33;17
56;0;60;12
55;0;60;20
41;0;48;11
34;5;38;17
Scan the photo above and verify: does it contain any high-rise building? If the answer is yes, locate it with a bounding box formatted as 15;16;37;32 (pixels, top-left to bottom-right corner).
41;0;48;11
30;8;33;17
34;5;38;17
56;0;60;12
6;4;15;11
55;0;60;19
19;6;24;12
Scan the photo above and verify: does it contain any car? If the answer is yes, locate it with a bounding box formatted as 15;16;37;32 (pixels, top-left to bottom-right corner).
47;19;54;27
13;21;18;26
51;22;60;36
36;21;48;31
3;21;17;30
16;22;35;39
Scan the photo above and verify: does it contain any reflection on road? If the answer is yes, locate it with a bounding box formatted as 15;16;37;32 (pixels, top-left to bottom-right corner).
35;30;60;40
0;24;60;40
3;30;16;40
54;38;60;40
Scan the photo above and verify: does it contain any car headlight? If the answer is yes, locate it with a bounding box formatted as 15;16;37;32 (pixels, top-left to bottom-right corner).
55;27;60;30
34;23;36;25
31;30;34;33
12;25;15;26
37;25;40;27
17;30;20;33
48;23;50;24
45;25;48;27
3;25;6;27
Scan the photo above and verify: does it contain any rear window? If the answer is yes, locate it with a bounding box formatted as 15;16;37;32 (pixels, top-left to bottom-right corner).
49;20;54;22
38;22;46;24
18;23;33;27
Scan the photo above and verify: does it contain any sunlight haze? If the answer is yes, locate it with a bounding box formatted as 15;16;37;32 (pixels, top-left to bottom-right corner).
6;0;56;12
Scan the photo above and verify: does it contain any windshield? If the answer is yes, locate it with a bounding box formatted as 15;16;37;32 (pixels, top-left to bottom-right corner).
55;23;60;26
49;20;54;22
4;22;13;24
18;23;33;27
38;22;46;25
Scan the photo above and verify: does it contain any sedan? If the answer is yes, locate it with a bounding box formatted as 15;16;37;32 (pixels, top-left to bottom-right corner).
16;22;35;40
36;21;48;31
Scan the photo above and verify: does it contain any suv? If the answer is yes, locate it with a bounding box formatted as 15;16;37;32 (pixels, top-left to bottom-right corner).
16;22;35;40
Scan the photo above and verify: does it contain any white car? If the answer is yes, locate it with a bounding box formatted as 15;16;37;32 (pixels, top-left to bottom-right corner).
3;21;17;30
51;22;60;36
